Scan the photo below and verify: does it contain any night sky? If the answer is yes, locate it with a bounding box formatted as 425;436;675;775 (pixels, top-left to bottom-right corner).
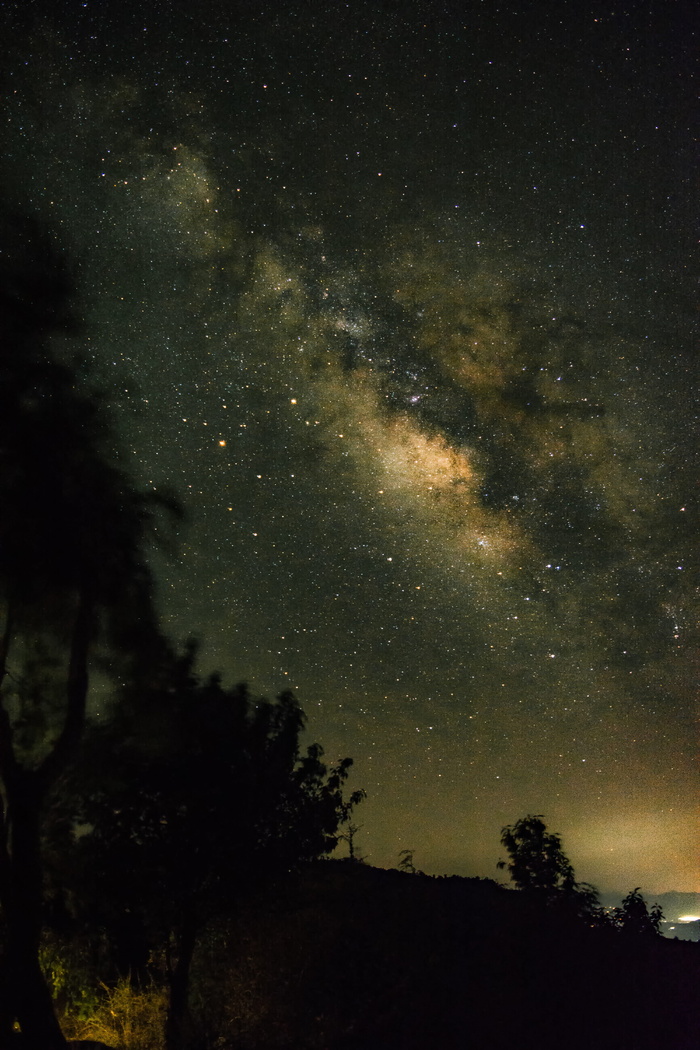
3;0;697;892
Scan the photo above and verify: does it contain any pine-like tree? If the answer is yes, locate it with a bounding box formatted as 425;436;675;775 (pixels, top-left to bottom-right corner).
0;216;176;1049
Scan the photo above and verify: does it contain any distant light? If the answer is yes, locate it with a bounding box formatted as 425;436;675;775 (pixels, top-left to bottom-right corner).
678;915;700;923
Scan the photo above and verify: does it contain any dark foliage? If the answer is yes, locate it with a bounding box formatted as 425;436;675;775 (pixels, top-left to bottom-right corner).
0;216;177;654
498;813;577;893
612;887;664;936
498;813;602;921
49;643;363;1049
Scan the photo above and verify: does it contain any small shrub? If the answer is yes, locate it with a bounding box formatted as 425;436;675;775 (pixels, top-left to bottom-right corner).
61;978;167;1050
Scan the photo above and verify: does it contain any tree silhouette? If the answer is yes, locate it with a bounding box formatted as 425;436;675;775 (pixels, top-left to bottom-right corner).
497;815;600;918
613;888;664;936
61;642;364;1050
397;849;419;874
339;822;366;863
498;815;576;893
0;216;176;1049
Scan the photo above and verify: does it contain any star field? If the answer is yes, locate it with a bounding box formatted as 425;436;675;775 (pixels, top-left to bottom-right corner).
2;0;697;890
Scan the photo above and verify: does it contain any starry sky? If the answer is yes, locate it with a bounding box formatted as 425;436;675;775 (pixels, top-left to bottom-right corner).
3;0;697;892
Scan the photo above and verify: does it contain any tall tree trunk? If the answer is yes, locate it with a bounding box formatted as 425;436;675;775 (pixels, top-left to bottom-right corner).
0;786;66;1050
164;906;198;1050
0;594;92;1050
3;934;65;1050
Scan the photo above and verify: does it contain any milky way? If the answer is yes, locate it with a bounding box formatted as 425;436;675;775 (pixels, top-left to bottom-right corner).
2;0;696;890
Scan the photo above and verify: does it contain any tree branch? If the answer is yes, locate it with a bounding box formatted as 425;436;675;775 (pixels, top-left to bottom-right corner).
36;589;93;794
0;600;19;790
0;599;13;688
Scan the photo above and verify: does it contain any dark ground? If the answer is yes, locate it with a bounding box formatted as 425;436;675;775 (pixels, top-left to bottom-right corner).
189;861;699;1050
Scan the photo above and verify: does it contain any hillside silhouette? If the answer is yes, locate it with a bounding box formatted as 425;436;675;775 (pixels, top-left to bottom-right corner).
183;860;698;1050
